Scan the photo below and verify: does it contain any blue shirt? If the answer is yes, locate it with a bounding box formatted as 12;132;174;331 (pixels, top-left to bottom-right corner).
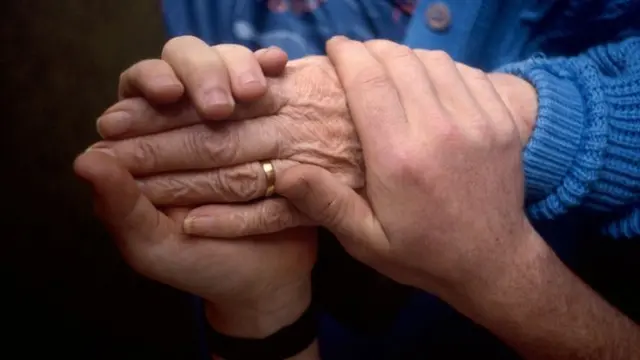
163;0;640;358
163;0;539;69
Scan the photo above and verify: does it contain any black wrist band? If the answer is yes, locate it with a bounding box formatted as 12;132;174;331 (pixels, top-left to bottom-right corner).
206;303;317;360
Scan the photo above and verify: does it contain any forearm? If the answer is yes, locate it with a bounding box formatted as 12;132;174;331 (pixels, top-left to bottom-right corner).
448;231;640;359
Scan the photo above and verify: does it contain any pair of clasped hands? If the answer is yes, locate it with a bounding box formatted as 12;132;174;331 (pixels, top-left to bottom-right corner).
75;36;539;338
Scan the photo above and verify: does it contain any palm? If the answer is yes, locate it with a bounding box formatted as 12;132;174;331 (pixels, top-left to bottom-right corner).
75;151;316;304
122;206;316;303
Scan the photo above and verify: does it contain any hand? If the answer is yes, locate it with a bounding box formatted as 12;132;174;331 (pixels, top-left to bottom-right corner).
79;38;317;338
106;35;289;130
94;48;362;237
279;39;640;360
276;37;535;300
74;151;316;336
93;39;536;239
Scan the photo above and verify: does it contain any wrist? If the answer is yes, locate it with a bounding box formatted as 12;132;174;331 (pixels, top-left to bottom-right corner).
205;277;312;338
444;227;568;338
488;73;538;145
443;224;551;316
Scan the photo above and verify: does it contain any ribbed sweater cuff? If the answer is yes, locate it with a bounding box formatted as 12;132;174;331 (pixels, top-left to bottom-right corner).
499;48;640;238
499;58;587;218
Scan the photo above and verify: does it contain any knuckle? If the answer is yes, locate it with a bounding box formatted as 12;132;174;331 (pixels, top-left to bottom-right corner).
207;165;262;201
337;170;364;189
422;111;458;139
200;125;239;165
366;40;413;61
161;35;198;59
387;45;414;62
364;39;394;51
129;138;159;172
258;200;296;232
463;66;488;82
386;147;424;179
143;176;192;205
178;127;234;166
413;49;430;65
425;50;453;65
494;123;520;147
214;43;251;57
350;69;390;91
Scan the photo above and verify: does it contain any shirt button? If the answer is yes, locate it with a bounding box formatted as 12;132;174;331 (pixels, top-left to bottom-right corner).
425;2;451;32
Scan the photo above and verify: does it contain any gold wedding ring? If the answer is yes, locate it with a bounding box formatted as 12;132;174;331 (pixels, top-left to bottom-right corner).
260;160;276;197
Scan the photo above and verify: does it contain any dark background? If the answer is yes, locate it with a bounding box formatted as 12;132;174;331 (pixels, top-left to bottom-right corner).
3;1;199;358
2;1;638;359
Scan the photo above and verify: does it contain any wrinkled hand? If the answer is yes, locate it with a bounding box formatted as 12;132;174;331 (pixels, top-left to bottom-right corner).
79;39;317;336
94;37;536;239
95;48;363;237
276;37;535;300
74;150;315;312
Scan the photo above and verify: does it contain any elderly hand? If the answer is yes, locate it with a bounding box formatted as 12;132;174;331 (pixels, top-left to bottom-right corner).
94;39;362;237
277;37;536;301
80;39;317;339
94;37;536;238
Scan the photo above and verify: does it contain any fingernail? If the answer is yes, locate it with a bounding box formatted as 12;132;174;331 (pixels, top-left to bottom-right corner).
203;87;233;107
152;75;179;88
183;216;203;234
238;72;264;87
330;35;349;42
262;46;284;56
85;146;116;157
96;111;130;137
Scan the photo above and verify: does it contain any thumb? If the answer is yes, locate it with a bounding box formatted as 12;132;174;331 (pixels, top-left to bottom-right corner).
73;149;172;244
276;164;389;259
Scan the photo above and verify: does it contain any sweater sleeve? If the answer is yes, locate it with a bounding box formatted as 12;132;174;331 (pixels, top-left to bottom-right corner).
498;36;640;239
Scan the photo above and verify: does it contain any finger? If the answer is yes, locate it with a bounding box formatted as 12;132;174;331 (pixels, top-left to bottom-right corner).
94;121;281;176
254;46;289;76
97;98;199;139
183;198;312;238
414;50;476;120
161;35;235;120
364;40;440;128
118;59;185;103
325;36;407;151
73;150;173;245
97;79;287;140
276;164;389;261
138;160;298;206
214;44;268;101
